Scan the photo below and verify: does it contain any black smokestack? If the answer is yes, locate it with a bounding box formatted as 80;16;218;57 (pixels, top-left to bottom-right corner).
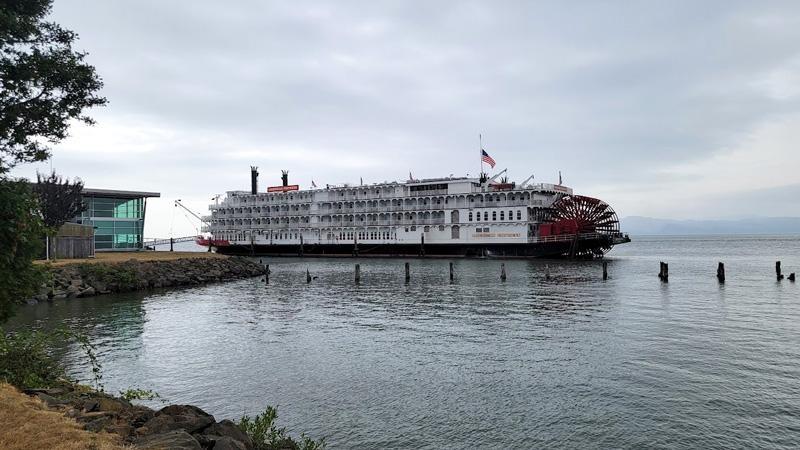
251;166;259;194
281;170;289;187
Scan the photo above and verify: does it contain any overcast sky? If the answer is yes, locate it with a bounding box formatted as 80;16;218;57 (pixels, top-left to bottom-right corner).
10;0;800;238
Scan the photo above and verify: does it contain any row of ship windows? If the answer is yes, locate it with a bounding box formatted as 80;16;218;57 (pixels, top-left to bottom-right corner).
469;210;521;221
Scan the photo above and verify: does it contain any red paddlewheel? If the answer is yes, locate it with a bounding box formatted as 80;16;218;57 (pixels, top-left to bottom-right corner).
551;195;620;235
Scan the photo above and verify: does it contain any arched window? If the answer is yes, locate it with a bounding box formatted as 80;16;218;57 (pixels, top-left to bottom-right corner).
468;212;473;221
492;211;497;221
483;211;488;221
517;210;522;220
500;211;505;221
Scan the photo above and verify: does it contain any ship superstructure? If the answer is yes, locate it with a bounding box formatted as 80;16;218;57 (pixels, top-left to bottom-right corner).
203;168;630;258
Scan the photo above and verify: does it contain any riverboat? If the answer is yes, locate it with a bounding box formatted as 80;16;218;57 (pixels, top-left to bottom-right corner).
203;167;629;258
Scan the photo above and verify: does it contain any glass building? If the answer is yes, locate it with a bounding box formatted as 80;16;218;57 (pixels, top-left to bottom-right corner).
74;188;160;251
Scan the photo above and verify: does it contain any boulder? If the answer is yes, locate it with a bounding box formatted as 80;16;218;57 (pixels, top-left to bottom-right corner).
141;404;215;435
212;436;249;450
136;430;203;450
78;286;96;297
201;420;253;449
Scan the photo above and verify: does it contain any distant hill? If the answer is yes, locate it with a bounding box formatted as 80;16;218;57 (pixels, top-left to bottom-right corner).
620;216;800;235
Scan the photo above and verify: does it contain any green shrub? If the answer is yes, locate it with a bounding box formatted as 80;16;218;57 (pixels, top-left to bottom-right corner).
0;328;103;390
119;388;160;402
0;329;64;388
238;406;325;450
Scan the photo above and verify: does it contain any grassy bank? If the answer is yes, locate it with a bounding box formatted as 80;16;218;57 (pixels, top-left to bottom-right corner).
35;251;226;267
0;383;124;450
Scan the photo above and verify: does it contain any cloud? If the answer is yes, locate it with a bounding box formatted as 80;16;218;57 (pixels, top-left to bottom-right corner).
9;0;800;236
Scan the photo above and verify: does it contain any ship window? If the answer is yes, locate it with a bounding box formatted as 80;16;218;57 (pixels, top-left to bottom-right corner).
439;225;445;231
483;212;488;221
476;227;482;233
500;211;504;220
411;226;416;231
509;210;513;220
492;211;497;221
468;212;473;221
517;210;522;220
405;227;409;232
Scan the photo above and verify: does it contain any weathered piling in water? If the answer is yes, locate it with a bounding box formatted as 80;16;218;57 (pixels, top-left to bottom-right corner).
265;264;269;284
355;264;361;284
717;262;725;283
299;235;304;257
405;262;410;283
169;237;174;252
789;273;796;282
602;261;608;280
545;264;551;280
776;261;784;281
306;268;311;283
419;235;425;257
659;262;669;282
449;262;454;282
500;263;507;281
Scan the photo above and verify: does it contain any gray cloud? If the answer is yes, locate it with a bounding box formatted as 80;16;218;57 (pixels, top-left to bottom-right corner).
11;0;800;236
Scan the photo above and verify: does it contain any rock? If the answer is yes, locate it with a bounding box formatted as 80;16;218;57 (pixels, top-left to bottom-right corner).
140;404;215;435
212;436;249;450
84;416;111;433
83;399;100;412
36;392;66;406
95;396;130;412
79;286;96;297
136;430;203;450
26;298;38;305
202;420;254;449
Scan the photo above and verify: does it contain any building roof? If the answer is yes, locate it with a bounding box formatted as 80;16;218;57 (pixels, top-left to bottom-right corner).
82;188;161;199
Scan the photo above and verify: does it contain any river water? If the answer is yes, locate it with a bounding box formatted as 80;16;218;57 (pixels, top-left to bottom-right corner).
9;235;800;449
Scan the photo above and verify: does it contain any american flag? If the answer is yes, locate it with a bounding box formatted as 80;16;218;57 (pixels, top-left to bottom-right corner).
481;149;496;168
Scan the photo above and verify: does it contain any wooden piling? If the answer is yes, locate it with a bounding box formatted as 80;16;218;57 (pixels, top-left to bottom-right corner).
419;234;425;257
545;264;551;280
265;264;269;284
602;261;608;280
306;268;311;283
500;263;507;282
788;273;795;282
355;264;361;284
169;237;174;252
717;262;725;283
405;262;410;283
659;262;669;282
449;262;454;282
776;261;784;281
299;235;304;257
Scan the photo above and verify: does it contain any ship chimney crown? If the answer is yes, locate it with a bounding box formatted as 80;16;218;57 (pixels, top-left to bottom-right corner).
281;170;289;187
250;166;259;194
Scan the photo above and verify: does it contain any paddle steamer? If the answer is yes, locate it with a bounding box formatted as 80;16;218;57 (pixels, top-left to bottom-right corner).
202;166;629;258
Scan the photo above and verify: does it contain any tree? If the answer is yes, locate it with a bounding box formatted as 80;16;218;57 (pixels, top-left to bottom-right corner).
0;0;107;173
0;179;45;323
32;170;84;229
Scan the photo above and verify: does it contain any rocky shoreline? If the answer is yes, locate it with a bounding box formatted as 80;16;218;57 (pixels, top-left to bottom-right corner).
25;382;254;449
28;256;267;304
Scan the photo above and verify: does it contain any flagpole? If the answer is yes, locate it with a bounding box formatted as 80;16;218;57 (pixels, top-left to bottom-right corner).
479;133;483;179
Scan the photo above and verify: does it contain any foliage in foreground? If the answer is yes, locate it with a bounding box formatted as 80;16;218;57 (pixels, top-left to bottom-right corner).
0;0;107;174
238;406;326;450
0;179;46;323
0;328;102;390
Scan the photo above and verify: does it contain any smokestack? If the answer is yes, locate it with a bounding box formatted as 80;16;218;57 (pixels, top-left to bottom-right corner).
281;170;289;187
251;166;259;194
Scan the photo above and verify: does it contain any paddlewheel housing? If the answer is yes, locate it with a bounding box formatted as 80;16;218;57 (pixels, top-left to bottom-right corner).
545;194;621;257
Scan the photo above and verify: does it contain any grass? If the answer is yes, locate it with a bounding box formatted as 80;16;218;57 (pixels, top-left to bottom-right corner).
0;383;127;450
35;251;226;267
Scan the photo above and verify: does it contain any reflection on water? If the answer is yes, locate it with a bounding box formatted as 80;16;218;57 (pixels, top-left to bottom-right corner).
8;235;800;449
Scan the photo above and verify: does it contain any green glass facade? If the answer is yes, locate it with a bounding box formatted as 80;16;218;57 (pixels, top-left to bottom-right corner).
76;195;152;250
